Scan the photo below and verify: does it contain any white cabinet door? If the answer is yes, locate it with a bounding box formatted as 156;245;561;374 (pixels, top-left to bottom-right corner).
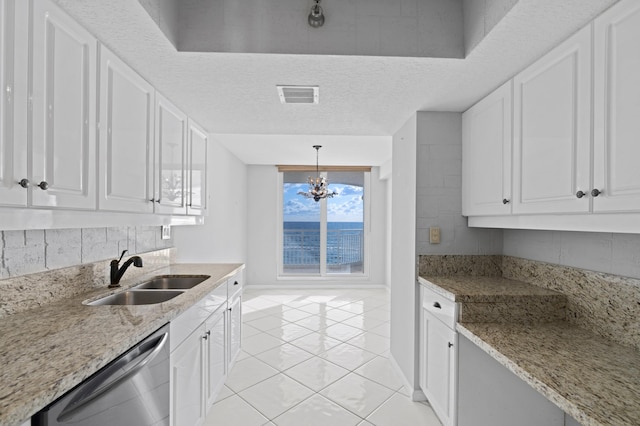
512;26;592;214
186;119;208;216
98;46;154;213
205;307;226;409
0;0;28;207
31;0;97;209
171;326;205;426
227;293;242;369
421;308;457;426
593;0;640;213
462;81;512;216
155;92;187;215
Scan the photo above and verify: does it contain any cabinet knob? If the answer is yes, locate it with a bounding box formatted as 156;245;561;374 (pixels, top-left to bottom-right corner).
233;281;239;286
433;302;441;309
18;178;30;188
576;190;586;199
502;198;510;205
448;342;454;348
37;181;49;190
591;188;602;197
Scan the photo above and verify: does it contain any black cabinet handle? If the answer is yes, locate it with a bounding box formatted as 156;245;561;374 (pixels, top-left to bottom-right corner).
233;281;239;286
502;198;510;204
448;342;453;348
433;302;441;309
591;188;602;197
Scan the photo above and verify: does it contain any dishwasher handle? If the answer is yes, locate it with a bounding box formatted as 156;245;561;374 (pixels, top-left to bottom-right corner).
57;331;168;422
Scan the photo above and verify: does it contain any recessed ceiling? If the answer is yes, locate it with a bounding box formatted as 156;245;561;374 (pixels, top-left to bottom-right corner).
53;0;618;166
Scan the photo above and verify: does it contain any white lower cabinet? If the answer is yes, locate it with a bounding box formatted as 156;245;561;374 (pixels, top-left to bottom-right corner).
205;307;227;408
170;270;244;425
171;324;206;426
227;291;242;368
419;285;457;426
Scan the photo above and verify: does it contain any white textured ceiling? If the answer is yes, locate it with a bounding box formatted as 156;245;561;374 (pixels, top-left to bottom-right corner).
54;0;617;165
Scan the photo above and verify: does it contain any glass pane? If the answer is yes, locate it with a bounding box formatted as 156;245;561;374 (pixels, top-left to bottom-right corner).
283;172;321;274
326;172;364;274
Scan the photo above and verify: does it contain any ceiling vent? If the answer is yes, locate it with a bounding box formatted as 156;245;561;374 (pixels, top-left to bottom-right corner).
277;85;319;104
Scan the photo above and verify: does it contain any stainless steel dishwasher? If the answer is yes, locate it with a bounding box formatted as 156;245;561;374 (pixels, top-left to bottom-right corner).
34;324;170;426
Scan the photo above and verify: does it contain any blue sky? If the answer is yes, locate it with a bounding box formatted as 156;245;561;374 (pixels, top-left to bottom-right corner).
283;183;364;222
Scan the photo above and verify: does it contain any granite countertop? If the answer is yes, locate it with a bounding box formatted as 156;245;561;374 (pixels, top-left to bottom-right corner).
458;322;640;426
419;274;640;426
419;275;563;303
0;263;243;426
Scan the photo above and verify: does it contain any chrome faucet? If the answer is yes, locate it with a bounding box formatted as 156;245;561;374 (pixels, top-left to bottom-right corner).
109;250;143;288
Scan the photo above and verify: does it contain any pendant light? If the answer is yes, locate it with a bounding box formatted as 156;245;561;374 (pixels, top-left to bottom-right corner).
298;145;337;202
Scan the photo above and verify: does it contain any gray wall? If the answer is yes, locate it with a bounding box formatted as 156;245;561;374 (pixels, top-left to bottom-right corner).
0;226;172;279
416;111;502;256
503;229;640;280
463;0;519;55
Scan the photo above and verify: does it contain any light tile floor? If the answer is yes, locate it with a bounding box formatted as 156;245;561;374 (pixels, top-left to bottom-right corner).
204;288;442;426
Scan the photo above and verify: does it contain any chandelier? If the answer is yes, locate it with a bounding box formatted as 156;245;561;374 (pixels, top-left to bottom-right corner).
298;145;337;202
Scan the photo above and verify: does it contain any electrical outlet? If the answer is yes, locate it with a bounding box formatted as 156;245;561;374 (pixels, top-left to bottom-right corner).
161;225;171;240
429;226;441;244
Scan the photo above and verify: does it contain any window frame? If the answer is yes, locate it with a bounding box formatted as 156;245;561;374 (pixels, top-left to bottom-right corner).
277;170;371;280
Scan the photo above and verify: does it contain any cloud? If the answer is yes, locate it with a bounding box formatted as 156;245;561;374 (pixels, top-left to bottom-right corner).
283;198;320;217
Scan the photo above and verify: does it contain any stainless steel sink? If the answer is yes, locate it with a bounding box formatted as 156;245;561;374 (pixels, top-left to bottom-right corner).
133;275;210;290
87;290;184;306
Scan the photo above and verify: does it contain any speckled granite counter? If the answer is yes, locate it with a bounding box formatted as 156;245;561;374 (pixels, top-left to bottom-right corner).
419;275;567;323
419;274;640;426
458;322;640;426
0;263;243;426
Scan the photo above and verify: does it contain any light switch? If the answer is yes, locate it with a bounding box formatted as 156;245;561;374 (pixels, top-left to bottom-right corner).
429;226;440;244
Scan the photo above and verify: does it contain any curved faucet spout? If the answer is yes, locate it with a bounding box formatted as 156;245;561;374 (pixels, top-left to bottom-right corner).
109;250;144;288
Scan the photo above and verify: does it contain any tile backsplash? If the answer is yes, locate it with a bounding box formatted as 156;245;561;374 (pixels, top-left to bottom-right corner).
0;226;173;279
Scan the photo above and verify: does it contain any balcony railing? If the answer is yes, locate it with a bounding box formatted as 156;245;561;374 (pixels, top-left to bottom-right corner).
283;228;363;269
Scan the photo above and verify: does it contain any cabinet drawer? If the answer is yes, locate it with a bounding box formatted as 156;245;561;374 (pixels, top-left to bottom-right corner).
422;285;457;329
170;280;227;353
228;270;243;298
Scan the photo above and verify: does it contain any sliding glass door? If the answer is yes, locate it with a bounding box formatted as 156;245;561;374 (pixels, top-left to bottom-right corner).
281;170;366;276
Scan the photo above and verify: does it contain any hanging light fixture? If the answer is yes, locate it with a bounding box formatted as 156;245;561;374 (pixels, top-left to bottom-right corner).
308;0;325;28
298;145;337;202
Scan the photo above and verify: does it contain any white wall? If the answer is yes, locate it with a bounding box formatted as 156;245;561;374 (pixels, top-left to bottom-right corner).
245;165;388;287
173;138;247;263
416;112;502;255
389;113;418;391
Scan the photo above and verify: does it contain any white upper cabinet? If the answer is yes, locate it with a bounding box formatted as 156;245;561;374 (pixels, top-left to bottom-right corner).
155;92;187;215
512;26;592;215
593;0;640;213
462;81;512;216
31;0;97;209
0;0;28;207
186;119;208;216
98;45;154;213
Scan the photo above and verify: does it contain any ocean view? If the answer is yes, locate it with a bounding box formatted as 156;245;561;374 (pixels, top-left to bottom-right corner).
283;221;364;270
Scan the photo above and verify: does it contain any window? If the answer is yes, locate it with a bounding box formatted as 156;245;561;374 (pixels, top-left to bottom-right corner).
280;169;369;277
